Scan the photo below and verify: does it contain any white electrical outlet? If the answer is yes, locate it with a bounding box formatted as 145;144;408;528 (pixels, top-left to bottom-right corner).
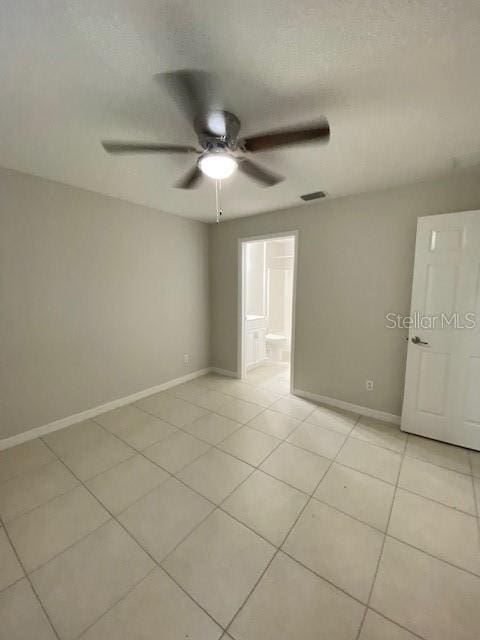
366;380;374;391
183;353;189;365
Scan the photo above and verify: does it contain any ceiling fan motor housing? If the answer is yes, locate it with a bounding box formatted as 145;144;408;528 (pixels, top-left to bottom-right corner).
195;110;241;150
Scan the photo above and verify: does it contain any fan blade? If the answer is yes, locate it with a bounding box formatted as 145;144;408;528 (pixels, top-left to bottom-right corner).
175;164;203;189
238;158;284;187
102;141;197;154
241;120;330;152
158;69;225;135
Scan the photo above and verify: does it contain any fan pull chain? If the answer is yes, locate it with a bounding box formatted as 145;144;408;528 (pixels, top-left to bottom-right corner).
215;179;223;224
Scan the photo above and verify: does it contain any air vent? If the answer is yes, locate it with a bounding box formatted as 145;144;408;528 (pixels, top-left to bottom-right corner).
300;191;326;201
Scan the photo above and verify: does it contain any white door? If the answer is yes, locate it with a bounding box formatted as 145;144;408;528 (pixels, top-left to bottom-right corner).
401;210;480;450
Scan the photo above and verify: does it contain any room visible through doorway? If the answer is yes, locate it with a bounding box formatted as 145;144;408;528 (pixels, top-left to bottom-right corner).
239;233;297;391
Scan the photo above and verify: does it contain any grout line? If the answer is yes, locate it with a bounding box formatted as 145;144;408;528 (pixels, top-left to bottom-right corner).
223;415;359;636
0;512;62;640
164;384;476;479
0;572;26;596
392;484;477;517
347;433;406;456
38;394;480;575
385;533;480;579
365;607;427;640
353;432;407;640
23;421;478;593
402;453;473;477
1;471;82;525
0;452;78;490
74;566;159;639
5;371;479;639
12;389;479;555
39;437;225;638
156;424;289;567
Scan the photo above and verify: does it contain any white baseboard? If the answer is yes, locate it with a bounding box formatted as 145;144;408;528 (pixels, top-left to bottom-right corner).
0;367;212;451
293;388;401;425
211;367;238;378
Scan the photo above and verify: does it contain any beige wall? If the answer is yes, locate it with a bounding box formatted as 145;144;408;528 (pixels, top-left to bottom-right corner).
0;168;210;439
209;169;480;417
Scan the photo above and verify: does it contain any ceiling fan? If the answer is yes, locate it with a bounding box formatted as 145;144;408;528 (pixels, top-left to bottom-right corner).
101;70;330;189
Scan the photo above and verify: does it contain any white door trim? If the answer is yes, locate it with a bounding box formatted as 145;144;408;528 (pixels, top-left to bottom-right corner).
237;230;299;393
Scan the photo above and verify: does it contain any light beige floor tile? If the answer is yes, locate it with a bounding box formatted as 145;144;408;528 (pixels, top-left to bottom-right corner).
306;405;358;435
168;383;232;412
0;527;23;590
7;486;109;572
195;388;245;411
183;412;241;445
222;470;307;545
143;431;210;473
81;568;222;640
245;363;288;383
94;404;155;432
283;500;384;602
44;420;134;481
0;460;78;522
86;454;168;514
96;405;177;450
469;451;480;477
195;373;235;391
30;520;153;640
260;442;330;493
210;380;250;396
388;488;480;574
230;552;364;640
136;393;208;427
219;426;280;466
258;378;291;396
399;456;476;514
0;439;54;485
270;396;316;420
224;385;281;408
114;418;177;450
119;478;213;562
359;610;418;640
0;579;57;640
216;398;264;423
406;434;471;474
163;510;274;627
337;438;402;484
177;448;252;504
287;423;346;459
314;463;395;531
247;409;300;439
371;537;480;640
351;418;406;453
43;419;109;458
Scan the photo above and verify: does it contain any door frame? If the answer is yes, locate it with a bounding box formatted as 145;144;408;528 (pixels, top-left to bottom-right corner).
237;230;299;392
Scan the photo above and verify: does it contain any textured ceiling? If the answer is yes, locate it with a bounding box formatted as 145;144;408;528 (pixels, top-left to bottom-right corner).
1;1;480;222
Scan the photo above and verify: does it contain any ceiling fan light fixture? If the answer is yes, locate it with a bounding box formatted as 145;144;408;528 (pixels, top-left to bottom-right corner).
198;152;237;180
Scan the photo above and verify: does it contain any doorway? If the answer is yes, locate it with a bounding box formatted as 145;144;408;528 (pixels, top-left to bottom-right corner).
238;232;297;392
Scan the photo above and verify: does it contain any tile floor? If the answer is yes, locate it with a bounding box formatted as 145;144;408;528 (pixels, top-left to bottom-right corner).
1;362;479;639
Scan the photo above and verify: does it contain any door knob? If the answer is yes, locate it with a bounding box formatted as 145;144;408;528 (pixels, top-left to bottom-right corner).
411;336;429;345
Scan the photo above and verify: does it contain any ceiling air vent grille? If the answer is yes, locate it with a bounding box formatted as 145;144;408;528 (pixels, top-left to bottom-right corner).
300;191;326;201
